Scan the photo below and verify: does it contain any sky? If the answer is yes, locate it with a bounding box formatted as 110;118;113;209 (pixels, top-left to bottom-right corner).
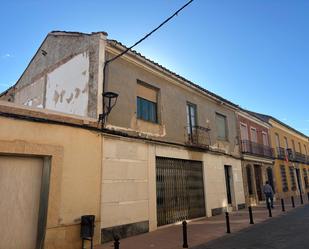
0;0;308;135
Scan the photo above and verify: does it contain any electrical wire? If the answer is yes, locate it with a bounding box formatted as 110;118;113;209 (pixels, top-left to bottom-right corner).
107;0;194;64
100;0;194;127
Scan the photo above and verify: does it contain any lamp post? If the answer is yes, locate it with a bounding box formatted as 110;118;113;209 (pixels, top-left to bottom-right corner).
99;91;119;129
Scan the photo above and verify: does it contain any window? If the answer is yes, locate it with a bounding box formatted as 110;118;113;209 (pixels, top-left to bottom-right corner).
240;123;249;152
240;123;248;140
137;97;157;123
216;113;228;140
275;133;280;148
284;137;288;149
187;103;197;134
262;132;269;146
136;82;158;123
291;139;296;152
298;142;302;153
289;166;296;191
304;145;308;156
250;127;257;143
280;165;288;192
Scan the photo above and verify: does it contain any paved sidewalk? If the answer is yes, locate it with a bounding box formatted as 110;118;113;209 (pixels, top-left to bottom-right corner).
193;204;309;249
95;196;307;249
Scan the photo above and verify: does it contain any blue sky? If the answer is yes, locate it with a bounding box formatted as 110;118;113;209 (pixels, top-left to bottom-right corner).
0;0;308;135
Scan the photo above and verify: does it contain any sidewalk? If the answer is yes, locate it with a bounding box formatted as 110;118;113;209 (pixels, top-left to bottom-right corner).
95;196;306;249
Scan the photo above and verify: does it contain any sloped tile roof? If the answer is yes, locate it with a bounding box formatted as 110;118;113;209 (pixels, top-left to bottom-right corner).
107;39;239;109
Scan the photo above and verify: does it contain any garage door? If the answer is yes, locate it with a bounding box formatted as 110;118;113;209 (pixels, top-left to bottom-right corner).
0;156;43;249
156;157;205;226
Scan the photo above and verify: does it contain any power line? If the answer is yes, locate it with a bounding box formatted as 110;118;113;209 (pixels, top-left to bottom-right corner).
100;0;194;127
107;0;194;64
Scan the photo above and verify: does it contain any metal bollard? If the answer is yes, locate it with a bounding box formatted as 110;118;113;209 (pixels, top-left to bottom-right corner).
248;206;254;224
225;212;231;233
300;193;304;205
267;201;272;217
291;196;295;208
281;198;285;212
114;235;120;249
182;220;188;248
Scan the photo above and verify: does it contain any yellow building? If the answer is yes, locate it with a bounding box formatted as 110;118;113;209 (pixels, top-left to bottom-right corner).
251;112;309;198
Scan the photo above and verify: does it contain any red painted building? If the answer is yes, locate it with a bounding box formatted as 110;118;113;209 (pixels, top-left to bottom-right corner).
237;110;275;205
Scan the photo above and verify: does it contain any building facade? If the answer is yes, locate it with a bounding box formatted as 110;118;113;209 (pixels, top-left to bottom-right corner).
250;113;309;199
0;31;246;247
0;101;103;249
236;110;275;205
269;119;309;198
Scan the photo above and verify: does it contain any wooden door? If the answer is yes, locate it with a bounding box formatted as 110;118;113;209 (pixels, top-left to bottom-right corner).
254;165;263;201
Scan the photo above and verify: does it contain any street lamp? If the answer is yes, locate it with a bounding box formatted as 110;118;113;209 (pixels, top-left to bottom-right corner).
99;91;118;128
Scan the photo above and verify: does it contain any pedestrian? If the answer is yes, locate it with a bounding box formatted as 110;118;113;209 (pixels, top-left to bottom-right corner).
263;181;274;209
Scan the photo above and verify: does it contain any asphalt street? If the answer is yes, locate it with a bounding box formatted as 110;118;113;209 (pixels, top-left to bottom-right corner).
193;205;309;249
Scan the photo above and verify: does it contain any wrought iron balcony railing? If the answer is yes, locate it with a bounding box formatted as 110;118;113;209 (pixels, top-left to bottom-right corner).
276;148;308;164
241;140;274;158
276;147;286;160
185;125;211;148
294;152;307;164
286;148;295;161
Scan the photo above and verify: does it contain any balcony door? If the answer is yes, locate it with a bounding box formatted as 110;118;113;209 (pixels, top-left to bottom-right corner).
186;103;197;141
262;132;270;156
250;127;258;154
240;123;249;152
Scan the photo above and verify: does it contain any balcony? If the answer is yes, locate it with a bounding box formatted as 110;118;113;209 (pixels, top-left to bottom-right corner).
185;125;211;149
276;148;308;164
241;140;274;158
276;147;286;160
294;152;307;164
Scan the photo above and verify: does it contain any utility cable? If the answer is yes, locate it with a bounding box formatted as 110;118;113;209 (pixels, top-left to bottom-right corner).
107;0;194;64
100;0;194;128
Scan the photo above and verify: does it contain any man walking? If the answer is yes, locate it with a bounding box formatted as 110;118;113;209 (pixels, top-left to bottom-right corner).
263;181;274;208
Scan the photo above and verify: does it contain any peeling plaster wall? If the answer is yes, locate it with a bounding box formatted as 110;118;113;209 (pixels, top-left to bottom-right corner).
45;53;89;116
1;32;107;118
14;77;45;108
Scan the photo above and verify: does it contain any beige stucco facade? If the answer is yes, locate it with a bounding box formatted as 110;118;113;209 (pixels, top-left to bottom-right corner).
0;31;246;247
101;136;245;241
0;101;245;248
0;102;102;249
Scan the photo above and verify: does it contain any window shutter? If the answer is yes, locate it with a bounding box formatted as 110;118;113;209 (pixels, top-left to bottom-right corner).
137;83;157;102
